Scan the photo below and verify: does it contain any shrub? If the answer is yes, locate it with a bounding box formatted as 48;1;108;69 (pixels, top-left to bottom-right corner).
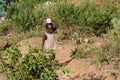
0;19;13;35
75;48;86;58
53;1;79;28
99;18;120;62
0;0;5;11
71;32;84;44
0;0;5;17
77;0;118;33
3;0;120;35
0;22;7;33
6;0;45;31
0;46;60;79
72;45;91;58
53;0;119;34
97;51;109;63
108;18;120;39
53;1;82;37
98;41;120;63
97;17;120;63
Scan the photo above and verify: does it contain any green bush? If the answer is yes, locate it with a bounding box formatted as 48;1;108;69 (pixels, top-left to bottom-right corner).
53;1;79;28
53;0;119;34
98;41;120;63
75;48;85;58
72;45;91;58
71;32;84;44
0;46;60;80
97;17;120;63
6;0;45;31
0;21;6;33
108;18;120;39
0;0;5;11
0;19;13;34
77;1;118;33
3;0;120;35
98;51;109;63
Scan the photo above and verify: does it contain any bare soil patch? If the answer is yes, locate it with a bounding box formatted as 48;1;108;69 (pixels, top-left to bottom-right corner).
0;37;120;80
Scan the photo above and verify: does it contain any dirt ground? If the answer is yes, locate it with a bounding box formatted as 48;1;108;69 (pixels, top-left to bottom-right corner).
0;37;120;80
55;38;120;80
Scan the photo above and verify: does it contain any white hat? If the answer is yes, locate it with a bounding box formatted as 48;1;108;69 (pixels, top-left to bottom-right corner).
46;18;52;23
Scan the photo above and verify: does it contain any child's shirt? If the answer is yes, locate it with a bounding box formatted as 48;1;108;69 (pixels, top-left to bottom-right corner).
44;32;56;50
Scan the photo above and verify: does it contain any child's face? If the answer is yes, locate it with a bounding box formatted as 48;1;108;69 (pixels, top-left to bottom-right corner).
46;25;53;34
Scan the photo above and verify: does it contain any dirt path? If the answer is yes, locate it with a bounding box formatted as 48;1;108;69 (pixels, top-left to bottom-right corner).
0;37;120;80
55;38;120;80
0;74;7;80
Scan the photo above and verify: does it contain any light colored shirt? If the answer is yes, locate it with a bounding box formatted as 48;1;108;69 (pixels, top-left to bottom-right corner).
44;32;56;50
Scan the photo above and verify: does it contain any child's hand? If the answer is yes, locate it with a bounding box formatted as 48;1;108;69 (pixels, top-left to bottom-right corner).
50;18;55;21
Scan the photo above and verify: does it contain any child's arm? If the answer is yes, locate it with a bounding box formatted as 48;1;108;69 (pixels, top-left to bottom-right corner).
51;19;58;32
52;19;58;28
42;34;47;49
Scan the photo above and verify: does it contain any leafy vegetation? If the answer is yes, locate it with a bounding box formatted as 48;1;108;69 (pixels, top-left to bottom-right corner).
53;0;120;34
6;0;46;31
97;39;120;63
77;1;115;33
3;0;119;33
0;0;120;79
108;18;120;39
72;32;83;44
53;1;79;28
0;46;60;80
96;17;120;63
61;66;71;74
0;0;5;11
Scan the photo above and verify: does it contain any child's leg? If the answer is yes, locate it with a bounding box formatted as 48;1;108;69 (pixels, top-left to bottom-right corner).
46;54;55;61
45;49;55;60
46;54;51;60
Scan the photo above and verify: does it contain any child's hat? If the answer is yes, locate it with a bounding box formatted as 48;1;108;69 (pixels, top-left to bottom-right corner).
46;18;52;23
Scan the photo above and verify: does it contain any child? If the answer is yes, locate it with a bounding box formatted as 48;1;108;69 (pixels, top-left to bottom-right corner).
42;18;58;60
